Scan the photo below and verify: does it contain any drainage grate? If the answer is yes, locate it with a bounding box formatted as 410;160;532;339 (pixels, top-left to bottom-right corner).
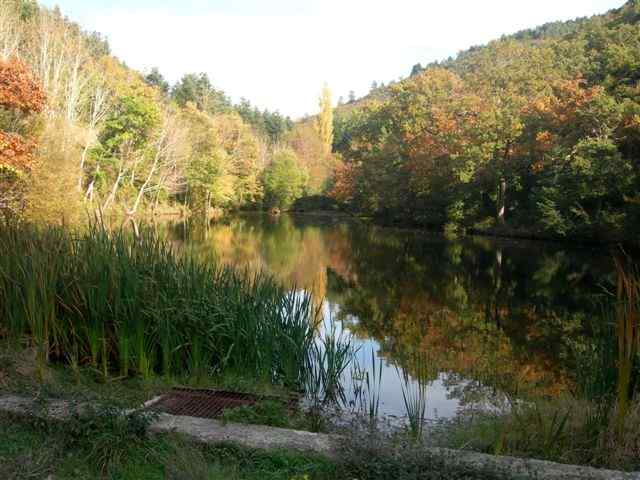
147;388;298;419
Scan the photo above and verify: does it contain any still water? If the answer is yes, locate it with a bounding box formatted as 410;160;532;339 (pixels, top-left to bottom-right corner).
160;213;615;421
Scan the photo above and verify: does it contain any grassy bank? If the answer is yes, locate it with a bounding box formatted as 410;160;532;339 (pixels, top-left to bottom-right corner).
0;414;337;480
0;412;520;480
0;222;316;388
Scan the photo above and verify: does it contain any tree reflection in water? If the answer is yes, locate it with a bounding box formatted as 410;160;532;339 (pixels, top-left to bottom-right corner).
160;213;619;419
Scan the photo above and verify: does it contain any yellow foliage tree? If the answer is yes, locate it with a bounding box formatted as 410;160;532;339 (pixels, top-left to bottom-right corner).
315;83;333;156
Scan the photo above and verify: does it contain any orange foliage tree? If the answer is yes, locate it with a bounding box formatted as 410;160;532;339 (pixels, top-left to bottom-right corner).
0;57;46;172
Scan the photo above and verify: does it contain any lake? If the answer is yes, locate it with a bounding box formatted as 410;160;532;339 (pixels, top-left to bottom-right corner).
159;213;616;421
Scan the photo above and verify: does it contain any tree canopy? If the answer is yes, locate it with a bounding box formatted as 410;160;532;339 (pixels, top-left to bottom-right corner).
329;0;640;241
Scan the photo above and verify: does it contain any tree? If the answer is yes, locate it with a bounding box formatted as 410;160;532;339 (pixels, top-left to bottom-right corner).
410;63;423;77
263;148;308;209
211;112;263;206
0;57;46;171
0;57;45;216
348;90;356;103
235;98;292;145
0;57;46;116
315;83;333;156
171;73;230;114
88;92;161;210
288;122;330;194
144;67;169;95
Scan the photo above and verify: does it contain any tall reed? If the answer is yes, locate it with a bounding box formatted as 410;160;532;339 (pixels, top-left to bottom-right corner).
396;357;429;441
613;252;640;436
305;319;356;405
351;349;383;427
0;222;316;386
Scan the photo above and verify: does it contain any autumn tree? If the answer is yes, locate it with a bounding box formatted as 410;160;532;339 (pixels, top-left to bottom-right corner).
211;111;264;206
315;83;333;156
0;57;45;216
87;90;161;210
288;122;331;194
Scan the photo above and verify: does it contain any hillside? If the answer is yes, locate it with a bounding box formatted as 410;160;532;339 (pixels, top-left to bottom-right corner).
331;0;640;241
0;0;327;223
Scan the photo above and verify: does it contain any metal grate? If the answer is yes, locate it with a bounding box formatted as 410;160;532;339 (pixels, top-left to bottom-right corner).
147;388;298;419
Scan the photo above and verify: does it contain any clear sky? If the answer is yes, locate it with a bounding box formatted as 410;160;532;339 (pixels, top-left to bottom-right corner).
39;0;625;119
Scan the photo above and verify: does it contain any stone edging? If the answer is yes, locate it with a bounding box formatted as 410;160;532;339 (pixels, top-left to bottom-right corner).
0;394;638;480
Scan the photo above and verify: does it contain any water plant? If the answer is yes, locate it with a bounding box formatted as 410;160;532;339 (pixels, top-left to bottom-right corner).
0;222;317;387
301;318;357;431
351;349;383;427
612;251;640;436
305;319;356;405
396;358;429;441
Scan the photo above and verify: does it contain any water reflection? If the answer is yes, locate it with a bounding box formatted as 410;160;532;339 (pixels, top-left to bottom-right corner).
159;213;615;419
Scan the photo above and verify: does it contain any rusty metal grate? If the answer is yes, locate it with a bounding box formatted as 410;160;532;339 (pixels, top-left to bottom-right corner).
146;388;298;419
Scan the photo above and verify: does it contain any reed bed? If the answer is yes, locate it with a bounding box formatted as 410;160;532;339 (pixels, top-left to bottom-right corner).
0;222;316;388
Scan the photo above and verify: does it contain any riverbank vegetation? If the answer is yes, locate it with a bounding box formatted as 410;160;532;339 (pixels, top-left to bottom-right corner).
329;0;640;242
0;217;639;474
0;222;321;388
1;0;640;477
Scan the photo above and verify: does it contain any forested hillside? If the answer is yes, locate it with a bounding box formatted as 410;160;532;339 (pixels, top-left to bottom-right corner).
0;0;335;223
331;0;640;241
2;0;639;242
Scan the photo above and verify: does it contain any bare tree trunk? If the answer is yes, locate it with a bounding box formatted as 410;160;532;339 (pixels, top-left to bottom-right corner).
497;178;506;224
128;127;171;216
103;164;124;211
85;179;95;201
78;144;89;191
0;2;20;60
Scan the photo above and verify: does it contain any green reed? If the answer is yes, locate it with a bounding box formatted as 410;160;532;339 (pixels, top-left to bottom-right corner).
0;222;316;386
351;349;383;427
305;320;356;405
613;253;640;437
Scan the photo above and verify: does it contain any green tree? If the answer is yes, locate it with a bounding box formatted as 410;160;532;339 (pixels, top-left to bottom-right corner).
410;63;423;77
144;67;169;95
88;93;161;209
172;73;230;114
263;149;308;209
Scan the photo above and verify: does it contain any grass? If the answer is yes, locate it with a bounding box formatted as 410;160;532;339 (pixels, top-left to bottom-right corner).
0;408;519;480
337;426;517;480
0;222;317;389
0;413;338;480
431;253;640;472
435;395;640;471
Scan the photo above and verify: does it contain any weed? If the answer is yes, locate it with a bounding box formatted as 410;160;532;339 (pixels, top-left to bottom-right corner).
221;400;291;428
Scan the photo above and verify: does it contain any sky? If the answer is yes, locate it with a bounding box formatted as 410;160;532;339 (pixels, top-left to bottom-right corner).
39;0;625;119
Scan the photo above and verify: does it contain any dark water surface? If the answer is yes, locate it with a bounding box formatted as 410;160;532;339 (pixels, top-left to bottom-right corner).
159;213;616;420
